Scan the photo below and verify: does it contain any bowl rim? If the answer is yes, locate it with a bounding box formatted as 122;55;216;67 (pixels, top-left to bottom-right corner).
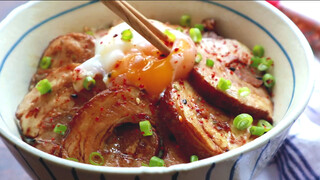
0;0;314;175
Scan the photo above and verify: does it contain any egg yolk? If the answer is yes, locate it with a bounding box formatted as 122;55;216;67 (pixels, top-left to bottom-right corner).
110;38;194;97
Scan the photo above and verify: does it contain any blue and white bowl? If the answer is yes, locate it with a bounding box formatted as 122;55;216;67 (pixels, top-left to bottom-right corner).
0;1;314;179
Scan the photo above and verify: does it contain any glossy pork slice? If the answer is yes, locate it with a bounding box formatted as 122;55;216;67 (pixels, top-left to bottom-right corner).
104;123;159;167
30;33;95;88
16;64;106;154
191;39;273;121
156;116;189;166
199;34;263;87
62;86;159;165
160;81;253;158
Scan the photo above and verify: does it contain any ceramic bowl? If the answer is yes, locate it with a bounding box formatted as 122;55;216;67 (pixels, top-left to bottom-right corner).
0;1;314;179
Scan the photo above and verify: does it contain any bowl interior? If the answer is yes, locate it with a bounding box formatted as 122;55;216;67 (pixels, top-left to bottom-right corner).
0;0;313;172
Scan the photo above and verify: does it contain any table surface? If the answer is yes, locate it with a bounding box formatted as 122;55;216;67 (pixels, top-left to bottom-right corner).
1;1;319;180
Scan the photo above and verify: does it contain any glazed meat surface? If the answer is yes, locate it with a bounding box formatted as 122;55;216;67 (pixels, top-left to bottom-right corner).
104;123;159;167
16;64;106;154
30;33;95;88
160;81;252;158
191;37;273;121
62;86;159;165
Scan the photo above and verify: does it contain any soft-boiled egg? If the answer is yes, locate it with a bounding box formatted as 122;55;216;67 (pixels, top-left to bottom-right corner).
72;20;196;97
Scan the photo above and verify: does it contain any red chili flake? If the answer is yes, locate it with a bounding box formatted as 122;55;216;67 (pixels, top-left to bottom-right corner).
230;71;234;75
141;132;145;135
179;80;184;85
51;137;55;141
183;65;186;69
214;78;218;81
52;124;55;129
95;117;100;122
115;63;120;68
139;84;144;88
137;113;147;119
223;40;226;45
138;77;141;81
199;120;203;124
194;67;199;71
168;101;174;106
233;49;238;54
100;107;104;111
100;41;103;44
113;34;118;38
174;48;179;52
121;94;127;101
49;118;53;123
204;49;211;54
211;72;216;79
233;44;238;48
217;58;222;62
174;61;178;64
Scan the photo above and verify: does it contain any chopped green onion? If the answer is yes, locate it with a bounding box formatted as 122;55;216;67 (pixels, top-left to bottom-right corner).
180;15;191;27
206;58;214;67
194;24;204;31
164;30;176;42
195;53;202;63
149;156;165;167
36;79;52;95
53;123;67;135
40;56;52;69
85;31;94;36
89;152;104;166
233;113;253;130
250;126;265;136
190;155;199;162
250;57;262;68
176;27;183;32
257;58;273;71
262;73;275;88
217;78;231;91
83;76;96;91
189;28;202;43
257;120;273;132
121;29;133;41
238;87;251;97
257;63;269;71
66;158;79;162
141;162;149;167
139;120;153;136
253;45;264;57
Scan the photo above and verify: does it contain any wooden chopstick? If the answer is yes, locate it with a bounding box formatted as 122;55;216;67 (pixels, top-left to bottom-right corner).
101;0;171;56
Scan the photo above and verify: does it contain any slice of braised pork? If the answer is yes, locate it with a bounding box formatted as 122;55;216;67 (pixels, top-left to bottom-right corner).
190;38;273;121
62;86;159;166
30;33;95;88
160;81;252;158
16;63;106;155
